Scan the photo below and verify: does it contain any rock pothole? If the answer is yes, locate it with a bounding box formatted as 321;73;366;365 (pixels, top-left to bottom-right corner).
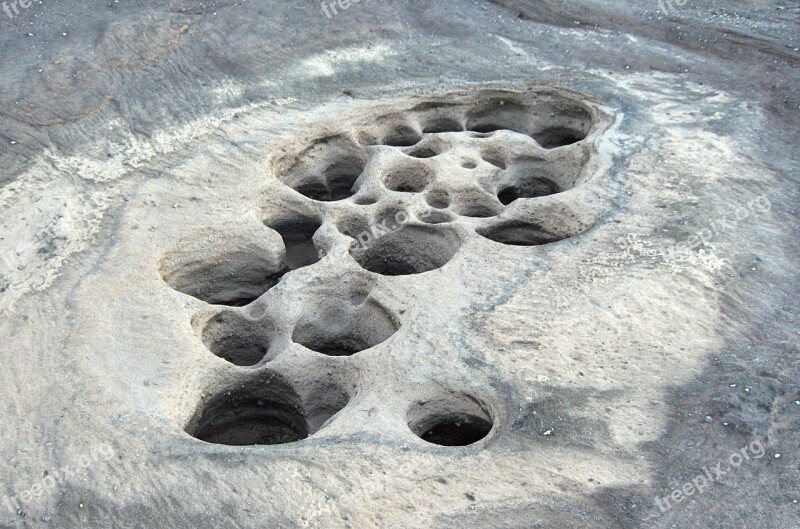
186;373;348;446
350;225;461;276
200;311;275;367
408;393;495;447
292;291;399;356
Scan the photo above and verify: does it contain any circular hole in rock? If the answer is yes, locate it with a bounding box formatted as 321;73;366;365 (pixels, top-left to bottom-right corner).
201;312;273;367
161;246;284;307
477;221;567;246
187;380;309;446
292;294;399;356
406;147;439;159
408;394;494;447
461;160;478;169
350;225;460;276
186;375;347;446
422;119;463;134
532;127;586;149
278;135;366;202
497;177;559;205
383;126;422;147
425;191;450;209
419;210;454;225
383;163;433;193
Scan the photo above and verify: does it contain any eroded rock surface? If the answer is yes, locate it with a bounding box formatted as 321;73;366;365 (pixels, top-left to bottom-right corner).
0;2;797;528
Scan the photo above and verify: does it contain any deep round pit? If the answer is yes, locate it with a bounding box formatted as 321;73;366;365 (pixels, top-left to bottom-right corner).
188;383;308;446
408;394;494;447
186;376;348;446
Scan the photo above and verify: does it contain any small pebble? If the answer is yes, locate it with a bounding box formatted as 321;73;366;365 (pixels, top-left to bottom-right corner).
774;454;781;459
704;416;713;423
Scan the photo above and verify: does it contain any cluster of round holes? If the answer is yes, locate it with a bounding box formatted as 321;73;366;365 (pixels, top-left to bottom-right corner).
163;88;610;449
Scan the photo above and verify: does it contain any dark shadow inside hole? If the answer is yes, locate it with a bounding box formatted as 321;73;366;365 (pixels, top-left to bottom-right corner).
497;187;521;206
268;220;322;270
161;247;285;307
281;135;365;202
497;177;560;205
202;313;271;367
352;195;378;205
483;156;506;170
293;180;330;202
407;147;438;159
417;414;494;447
532;127;586;149
477;221;566;246
188;380;309;446
465;100;530;135
292;297;399;356
383;165;432;193
422;119;463;133
457;204;498;218
469;124;504;134
194;401;307;446
420;211;454;224
205;273;282;307
321;156;364;201
383;127;422;147
300;338;367;357
212;337;268;366
426;192;450;209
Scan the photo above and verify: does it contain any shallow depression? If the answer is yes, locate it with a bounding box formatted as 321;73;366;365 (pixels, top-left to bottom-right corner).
292;291;400;356
350;225;461;276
